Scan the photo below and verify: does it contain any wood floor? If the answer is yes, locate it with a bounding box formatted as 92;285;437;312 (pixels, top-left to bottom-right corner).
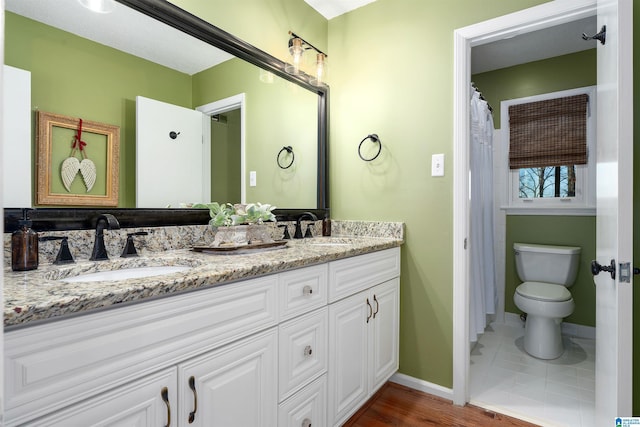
343;382;541;427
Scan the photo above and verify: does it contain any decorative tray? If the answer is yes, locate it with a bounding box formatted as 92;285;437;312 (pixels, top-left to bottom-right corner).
192;240;288;255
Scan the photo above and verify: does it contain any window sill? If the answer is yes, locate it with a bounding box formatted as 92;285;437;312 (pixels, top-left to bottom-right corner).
500;206;596;216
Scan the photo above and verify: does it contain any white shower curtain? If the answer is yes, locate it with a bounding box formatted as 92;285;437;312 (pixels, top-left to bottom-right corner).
469;88;497;343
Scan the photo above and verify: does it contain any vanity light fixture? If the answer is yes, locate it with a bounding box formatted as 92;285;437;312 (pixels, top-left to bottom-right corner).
78;0;115;13
285;31;328;86
309;52;328;86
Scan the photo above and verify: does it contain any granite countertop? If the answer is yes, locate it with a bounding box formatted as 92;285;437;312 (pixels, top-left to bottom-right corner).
4;236;402;328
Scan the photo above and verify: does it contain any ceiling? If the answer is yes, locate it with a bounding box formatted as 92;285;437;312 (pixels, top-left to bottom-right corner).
472;16;598;74
304;0;377;20
5;0;233;75
6;0;597;76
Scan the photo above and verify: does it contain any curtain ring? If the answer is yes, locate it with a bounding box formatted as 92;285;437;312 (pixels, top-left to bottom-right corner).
277;146;295;169
358;134;382;161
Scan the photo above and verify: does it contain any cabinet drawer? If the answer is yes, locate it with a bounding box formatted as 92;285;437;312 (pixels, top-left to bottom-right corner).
279;264;328;322
278;308;328;402
5;275;278;426
329;247;400;302
278;374;327;427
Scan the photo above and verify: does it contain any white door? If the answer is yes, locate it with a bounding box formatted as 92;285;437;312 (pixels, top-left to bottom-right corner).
178;329;278;427
136;96;209;207
593;0;633;424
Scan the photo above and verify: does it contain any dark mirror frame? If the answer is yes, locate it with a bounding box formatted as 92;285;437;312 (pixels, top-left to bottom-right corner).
4;0;329;233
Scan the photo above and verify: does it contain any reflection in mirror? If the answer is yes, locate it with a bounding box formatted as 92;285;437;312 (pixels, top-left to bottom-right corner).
4;0;325;210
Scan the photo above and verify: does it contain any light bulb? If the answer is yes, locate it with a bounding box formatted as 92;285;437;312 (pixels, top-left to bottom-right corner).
310;53;327;86
285;38;304;74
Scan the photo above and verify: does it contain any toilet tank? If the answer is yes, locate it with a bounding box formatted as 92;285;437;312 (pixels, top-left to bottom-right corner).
514;243;581;286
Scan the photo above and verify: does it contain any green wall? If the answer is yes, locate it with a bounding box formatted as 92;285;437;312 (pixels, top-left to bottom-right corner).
5;12;192;207
472;50;597;327
505;216;596;326
192;58;318;208
327;0;549;389
472;49;597;129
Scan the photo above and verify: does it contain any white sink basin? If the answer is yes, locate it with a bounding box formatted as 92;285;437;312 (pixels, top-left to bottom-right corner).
60;265;192;283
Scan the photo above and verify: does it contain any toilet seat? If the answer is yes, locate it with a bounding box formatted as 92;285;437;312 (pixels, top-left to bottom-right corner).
516;281;572;302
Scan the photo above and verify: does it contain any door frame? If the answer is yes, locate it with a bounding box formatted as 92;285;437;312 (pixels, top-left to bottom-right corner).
451;0;597;406
196;93;246;204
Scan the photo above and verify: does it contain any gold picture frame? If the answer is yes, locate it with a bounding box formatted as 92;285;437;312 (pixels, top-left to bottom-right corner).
36;111;120;206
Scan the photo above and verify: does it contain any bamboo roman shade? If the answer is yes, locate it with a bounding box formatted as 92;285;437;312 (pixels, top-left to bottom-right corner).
508;94;589;169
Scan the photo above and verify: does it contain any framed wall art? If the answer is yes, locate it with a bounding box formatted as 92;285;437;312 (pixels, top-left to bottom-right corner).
36;111;120;206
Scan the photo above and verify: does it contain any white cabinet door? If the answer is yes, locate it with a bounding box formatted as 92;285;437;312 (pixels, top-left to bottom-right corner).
328;278;400;426
328;292;369;426
370;278;399;392
31;368;177;427
178;328;278;427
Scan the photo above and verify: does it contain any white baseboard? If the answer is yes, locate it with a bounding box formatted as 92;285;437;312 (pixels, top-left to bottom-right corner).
504;312;595;339
390;373;453;401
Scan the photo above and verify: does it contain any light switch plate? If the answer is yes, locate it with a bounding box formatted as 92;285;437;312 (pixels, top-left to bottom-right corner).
432;154;445;177
249;171;257;187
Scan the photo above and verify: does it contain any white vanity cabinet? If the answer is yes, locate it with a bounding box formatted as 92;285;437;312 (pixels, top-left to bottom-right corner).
32;329;278;427
4;246;400;427
327;248;401;427
4;275;279;426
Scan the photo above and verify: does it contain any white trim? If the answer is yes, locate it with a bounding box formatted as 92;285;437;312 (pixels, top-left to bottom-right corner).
452;0;597;407
389;373;453;401
196;93;247;204
502;207;596;216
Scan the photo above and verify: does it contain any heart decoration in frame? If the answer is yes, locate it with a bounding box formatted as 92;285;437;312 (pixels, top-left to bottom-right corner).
60;118;97;192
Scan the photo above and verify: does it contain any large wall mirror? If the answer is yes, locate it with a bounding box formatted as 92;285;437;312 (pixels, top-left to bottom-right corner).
4;0;328;222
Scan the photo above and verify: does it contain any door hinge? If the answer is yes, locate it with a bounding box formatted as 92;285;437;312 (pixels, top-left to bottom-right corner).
464;238;467;250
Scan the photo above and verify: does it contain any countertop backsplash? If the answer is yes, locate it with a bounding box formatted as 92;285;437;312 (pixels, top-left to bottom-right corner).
4;220;403;267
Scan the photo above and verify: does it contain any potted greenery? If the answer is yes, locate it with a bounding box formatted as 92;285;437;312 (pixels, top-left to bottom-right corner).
193;202;277;247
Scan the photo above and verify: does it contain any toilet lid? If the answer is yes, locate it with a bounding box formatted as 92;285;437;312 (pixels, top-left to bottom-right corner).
516;282;572;302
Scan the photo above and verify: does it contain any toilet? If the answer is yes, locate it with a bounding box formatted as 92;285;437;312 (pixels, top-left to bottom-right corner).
513;242;581;359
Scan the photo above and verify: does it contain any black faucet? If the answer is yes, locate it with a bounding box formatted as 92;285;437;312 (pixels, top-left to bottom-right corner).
90;214;120;261
294;212;318;239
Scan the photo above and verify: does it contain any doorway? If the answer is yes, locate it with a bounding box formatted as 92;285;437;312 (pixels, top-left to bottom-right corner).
453;1;634;425
196;93;246;204
452;0;600;423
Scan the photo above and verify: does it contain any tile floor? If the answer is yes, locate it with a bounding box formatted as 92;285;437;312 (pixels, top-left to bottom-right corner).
469;320;596;427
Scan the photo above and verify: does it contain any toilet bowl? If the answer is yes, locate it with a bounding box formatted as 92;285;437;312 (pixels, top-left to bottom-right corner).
513;243;581;359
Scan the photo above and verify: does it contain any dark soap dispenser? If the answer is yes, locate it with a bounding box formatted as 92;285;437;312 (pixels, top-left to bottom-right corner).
11;209;39;271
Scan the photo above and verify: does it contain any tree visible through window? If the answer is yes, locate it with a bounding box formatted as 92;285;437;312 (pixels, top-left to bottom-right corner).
519;165;576;198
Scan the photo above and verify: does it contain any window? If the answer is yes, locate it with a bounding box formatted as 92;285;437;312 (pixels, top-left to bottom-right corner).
501;87;596;214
